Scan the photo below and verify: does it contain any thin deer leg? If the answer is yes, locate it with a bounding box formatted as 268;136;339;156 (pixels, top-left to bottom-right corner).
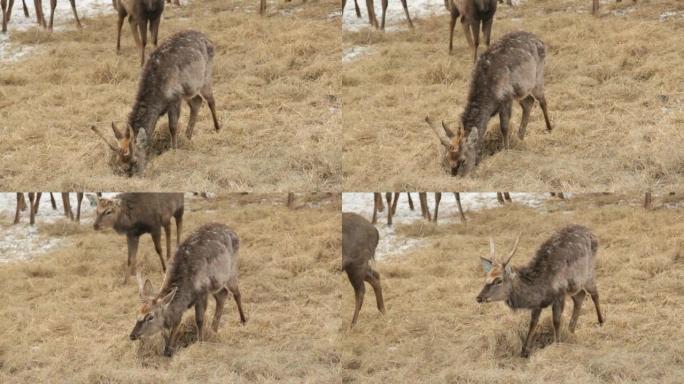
68;0;81;28
125;235;140;284
151;229;167;273
365;269;385;314
228;281;247;324
163;222;171;260
433;192;442;223
385;192;393;226
569;291;586;333
454;192;466;223
399;0;413;28
522;307;541;358
551;297;565;343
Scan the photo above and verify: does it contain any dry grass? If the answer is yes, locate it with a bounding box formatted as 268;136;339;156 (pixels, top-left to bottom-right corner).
0;193;342;383
340;193;684;383
342;0;684;191
0;0;341;191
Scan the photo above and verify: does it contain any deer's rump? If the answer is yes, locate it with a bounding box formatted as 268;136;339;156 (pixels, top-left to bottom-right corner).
342;212;379;268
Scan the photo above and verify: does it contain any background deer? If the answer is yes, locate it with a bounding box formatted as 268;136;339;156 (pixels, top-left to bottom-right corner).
342;0;412;30
476;225;604;357
342;212;385;326
593;0;636;15
131;222;246;356
113;0;164;66
91;30;220;176
93;193;184;284
1;0;80;32
13;193;85;225
425;31;552;177
447;0;497;61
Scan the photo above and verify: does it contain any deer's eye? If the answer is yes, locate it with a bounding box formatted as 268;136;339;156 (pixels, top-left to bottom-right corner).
494;279;503;286
146;315;154;322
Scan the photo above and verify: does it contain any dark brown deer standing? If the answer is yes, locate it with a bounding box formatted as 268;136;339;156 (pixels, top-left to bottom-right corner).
476;225;604;357
592;0;636;15
93;193;184;284
447;0;497;61
341;0;412;30
342;212;385;326
433;192;466;223
113;0;164;66
91;30;220;176
130;222;246;356
425;31;552;176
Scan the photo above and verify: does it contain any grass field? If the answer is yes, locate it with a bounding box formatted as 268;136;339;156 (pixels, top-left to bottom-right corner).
340;192;684;383
0;193;341;383
0;0;341;192
342;0;684;191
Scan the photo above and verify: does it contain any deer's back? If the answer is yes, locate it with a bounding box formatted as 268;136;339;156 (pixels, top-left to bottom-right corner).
342;213;379;269
165;222;240;295
114;193;183;234
523;225;598;292
139;30;215;101
470;31;545;102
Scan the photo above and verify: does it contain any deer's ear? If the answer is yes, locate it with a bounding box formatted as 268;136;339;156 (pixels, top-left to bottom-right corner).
504;263;516;278
142;279;155;298
160;287;177;307
480;257;493;273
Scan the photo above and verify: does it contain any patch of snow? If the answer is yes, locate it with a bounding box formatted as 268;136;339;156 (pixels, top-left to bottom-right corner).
342;192;549;260
0;0;112;63
660;11;684;22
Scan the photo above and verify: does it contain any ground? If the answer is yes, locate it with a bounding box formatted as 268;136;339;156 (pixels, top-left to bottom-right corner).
340;193;684;383
0;193;341;383
342;0;684;191
0;0;341;192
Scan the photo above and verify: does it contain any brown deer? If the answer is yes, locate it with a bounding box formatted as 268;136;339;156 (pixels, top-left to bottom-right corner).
130;222;246;356
447;0;497;61
593;0;636;15
425;31;552;177
342;212;385;326
341;0;412;30
476;225;604;357
13;193;85;225
2;0;80;32
91;30;220;176
113;0;164;66
93;193;184;284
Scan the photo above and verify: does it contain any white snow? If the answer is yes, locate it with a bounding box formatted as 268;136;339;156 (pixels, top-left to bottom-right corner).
0;192;102;263
0;0;112;62
342;192;548;260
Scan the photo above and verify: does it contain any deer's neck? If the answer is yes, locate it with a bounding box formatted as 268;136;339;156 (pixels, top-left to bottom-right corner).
127;95;163;140
505;267;550;310
460;94;497;139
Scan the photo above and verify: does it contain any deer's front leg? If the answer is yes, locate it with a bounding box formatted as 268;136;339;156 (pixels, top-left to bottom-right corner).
522;307;542;358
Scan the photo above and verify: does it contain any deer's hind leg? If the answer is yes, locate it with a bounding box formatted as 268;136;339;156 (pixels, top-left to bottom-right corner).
199;83;220;133
532;86;552;132
517;95;535;140
365;268;385;314
551;297;565;343
346;268;366;326
569;290;586;333
185;95;204;140
68;0;81;28
585;280;604;326
227;279;247;324
211;288;228;332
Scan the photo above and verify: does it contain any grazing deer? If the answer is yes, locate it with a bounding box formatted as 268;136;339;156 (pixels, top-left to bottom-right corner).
91;30;220;176
592;0;636;15
342;212;385;326
130;222;246;356
447;0;497;61
93;193;184;284
477;225;604;357
113;0;164;66
425;31;552;176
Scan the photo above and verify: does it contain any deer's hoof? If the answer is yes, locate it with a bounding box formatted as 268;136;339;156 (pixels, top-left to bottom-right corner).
520;350;530;358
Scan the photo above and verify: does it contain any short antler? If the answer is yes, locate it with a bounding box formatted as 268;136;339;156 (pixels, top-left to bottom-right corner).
425;115;452;148
90;126;119;152
504;234;521;265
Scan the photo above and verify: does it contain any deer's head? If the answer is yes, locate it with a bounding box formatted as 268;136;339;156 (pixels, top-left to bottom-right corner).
425;116;479;176
91;124;146;176
93;197;121;230
130;274;177;341
476;235;520;303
